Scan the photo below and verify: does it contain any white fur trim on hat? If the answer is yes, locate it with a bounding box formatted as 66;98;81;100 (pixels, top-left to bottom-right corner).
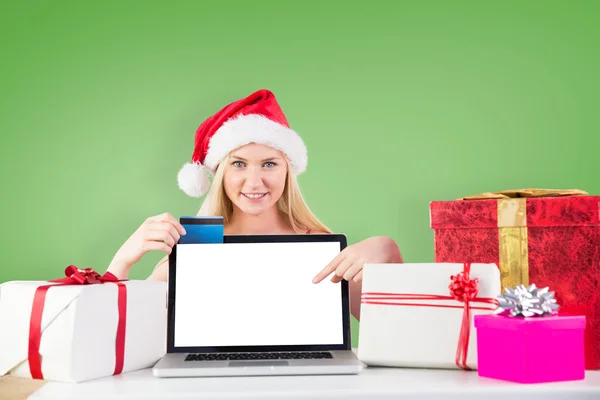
203;113;308;174
177;162;211;198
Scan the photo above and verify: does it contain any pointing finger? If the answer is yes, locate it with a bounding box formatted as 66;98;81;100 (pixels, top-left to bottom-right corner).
313;252;345;283
332;257;355;282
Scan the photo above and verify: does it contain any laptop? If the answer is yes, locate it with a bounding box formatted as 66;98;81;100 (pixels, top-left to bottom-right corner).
152;233;364;378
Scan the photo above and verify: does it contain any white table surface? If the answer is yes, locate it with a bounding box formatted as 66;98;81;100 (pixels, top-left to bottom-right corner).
28;365;600;400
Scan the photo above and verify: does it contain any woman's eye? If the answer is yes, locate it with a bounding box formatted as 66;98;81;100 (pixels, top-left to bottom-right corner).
264;162;276;168
233;161;245;168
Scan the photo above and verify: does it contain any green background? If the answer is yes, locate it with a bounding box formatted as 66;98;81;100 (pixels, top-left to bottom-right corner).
1;0;599;347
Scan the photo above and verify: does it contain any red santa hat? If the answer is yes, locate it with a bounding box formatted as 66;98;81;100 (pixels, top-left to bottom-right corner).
177;89;308;197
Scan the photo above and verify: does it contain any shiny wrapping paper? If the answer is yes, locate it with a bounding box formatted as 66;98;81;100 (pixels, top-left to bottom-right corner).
429;189;600;370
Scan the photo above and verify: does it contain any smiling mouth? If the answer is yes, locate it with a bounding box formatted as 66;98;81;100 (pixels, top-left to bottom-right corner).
242;193;267;199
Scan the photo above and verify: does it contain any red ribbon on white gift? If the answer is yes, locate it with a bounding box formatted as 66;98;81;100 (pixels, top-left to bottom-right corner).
361;263;498;370
28;266;127;380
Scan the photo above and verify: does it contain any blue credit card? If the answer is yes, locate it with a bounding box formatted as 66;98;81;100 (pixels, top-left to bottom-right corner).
179;216;224;244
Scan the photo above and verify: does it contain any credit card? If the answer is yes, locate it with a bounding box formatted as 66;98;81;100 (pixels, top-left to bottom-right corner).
179;216;224;244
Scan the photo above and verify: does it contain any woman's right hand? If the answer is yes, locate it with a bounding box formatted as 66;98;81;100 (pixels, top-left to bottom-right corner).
107;213;186;278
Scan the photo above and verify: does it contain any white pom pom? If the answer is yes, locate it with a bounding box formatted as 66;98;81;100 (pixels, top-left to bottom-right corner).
177;162;211;197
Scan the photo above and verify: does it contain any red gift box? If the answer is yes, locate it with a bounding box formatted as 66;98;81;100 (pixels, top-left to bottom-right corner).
429;188;600;370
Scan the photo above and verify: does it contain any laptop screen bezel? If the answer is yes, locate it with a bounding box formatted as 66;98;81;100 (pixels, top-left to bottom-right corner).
166;233;352;354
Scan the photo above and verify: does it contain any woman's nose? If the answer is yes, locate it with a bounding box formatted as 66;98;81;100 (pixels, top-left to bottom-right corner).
244;167;264;186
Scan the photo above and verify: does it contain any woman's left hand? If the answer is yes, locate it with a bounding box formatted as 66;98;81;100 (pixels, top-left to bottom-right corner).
312;236;401;284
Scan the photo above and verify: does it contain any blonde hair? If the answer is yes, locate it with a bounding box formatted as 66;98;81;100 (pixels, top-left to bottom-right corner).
153;150;331;273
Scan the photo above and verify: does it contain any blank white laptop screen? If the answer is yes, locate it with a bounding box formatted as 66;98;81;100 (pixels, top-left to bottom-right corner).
173;241;344;348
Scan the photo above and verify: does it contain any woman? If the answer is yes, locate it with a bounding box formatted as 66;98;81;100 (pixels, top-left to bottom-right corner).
106;89;403;321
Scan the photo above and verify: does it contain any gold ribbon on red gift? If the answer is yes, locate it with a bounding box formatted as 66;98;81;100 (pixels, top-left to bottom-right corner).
361;263;498;370
460;188;588;291
28;266;127;380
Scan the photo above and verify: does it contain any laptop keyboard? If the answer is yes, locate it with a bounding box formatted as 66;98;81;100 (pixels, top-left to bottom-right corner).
185;351;333;361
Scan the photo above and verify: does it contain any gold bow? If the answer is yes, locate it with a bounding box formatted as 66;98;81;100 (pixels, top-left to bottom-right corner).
460;188;588;200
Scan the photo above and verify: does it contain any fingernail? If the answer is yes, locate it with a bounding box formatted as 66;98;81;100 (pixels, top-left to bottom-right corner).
312;277;318;283
182;228;187;235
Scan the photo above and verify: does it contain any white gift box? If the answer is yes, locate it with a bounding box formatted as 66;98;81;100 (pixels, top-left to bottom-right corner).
357;263;501;370
0;278;167;383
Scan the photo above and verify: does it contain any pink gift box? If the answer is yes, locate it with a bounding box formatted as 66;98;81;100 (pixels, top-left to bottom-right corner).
474;314;586;383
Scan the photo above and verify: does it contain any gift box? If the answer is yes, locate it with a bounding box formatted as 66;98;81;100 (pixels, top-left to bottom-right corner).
475;285;586;383
429;188;600;370
357;262;501;370
0;266;168;383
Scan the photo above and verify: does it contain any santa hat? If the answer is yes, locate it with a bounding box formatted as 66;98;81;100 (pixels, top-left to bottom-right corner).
177;89;308;197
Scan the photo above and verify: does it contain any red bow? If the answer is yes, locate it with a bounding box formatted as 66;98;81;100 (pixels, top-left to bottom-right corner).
361;263;498;370
49;266;119;285
448;264;481;370
28;266;127;380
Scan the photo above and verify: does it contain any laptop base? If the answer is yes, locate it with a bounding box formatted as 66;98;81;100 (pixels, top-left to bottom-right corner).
152;351;364;378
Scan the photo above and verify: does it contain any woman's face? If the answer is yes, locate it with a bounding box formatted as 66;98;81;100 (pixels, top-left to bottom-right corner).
223;143;288;216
